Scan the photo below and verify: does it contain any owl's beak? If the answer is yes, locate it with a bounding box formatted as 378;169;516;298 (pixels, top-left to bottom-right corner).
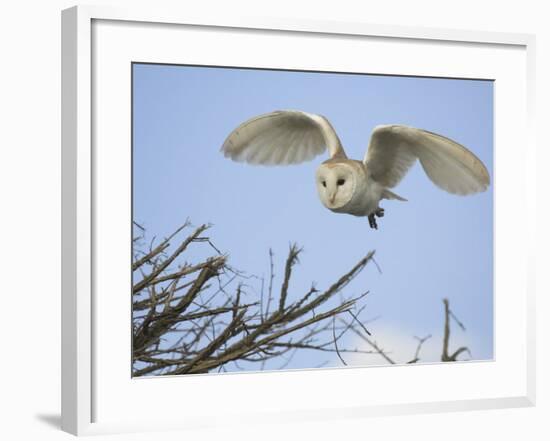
329;192;336;204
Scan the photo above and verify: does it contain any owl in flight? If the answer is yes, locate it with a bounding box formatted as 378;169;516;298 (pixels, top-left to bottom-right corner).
221;110;490;229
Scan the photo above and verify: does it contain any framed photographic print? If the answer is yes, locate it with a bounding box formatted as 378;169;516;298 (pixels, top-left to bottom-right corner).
62;5;536;436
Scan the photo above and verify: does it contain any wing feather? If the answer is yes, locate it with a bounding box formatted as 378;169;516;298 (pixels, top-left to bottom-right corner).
221;110;346;165
364;125;490;195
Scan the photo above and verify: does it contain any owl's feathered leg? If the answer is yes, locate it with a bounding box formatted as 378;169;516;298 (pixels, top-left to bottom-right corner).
368;213;378;229
368;208;384;230
368;214;377;229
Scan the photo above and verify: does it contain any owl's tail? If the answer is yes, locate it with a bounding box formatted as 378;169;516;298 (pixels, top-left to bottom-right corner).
382;189;407;202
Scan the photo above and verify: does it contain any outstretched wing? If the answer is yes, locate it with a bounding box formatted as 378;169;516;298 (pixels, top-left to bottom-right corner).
364;125;490;195
221;110;346;165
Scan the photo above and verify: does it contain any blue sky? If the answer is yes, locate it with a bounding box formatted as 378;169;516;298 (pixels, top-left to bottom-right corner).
133;63;493;371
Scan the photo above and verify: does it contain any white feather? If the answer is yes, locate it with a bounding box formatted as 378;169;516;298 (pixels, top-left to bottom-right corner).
221;110;346;165
364;125;490;195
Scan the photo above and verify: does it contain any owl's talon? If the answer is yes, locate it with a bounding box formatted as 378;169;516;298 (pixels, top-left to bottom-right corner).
375;208;385;218
368;214;378;229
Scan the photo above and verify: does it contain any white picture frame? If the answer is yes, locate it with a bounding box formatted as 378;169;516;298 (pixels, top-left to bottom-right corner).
61;5;536;436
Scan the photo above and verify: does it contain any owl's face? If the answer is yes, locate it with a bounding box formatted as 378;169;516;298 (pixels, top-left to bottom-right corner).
315;162;357;210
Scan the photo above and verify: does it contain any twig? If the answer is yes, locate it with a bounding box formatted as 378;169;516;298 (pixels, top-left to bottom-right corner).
441;298;469;362
407;334;432;363
333;316;347;366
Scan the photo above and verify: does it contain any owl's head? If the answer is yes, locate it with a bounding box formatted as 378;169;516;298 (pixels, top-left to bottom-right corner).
315;162;357;210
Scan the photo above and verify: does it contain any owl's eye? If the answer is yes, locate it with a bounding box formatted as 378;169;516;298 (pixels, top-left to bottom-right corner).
337;179;346;186
322;181;327;187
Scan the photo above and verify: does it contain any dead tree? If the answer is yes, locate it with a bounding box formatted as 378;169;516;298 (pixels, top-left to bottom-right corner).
132;221;377;376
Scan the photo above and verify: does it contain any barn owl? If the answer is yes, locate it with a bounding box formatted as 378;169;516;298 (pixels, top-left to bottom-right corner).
221;110;490;229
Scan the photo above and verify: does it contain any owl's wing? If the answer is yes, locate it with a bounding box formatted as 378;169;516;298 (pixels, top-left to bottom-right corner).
363;125;490;195
221;110;347;165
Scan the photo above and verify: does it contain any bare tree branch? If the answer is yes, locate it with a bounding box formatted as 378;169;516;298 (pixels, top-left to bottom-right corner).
333;316;347;366
441;298;470;362
132;222;376;376
407;334;432;364
132;223;472;376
